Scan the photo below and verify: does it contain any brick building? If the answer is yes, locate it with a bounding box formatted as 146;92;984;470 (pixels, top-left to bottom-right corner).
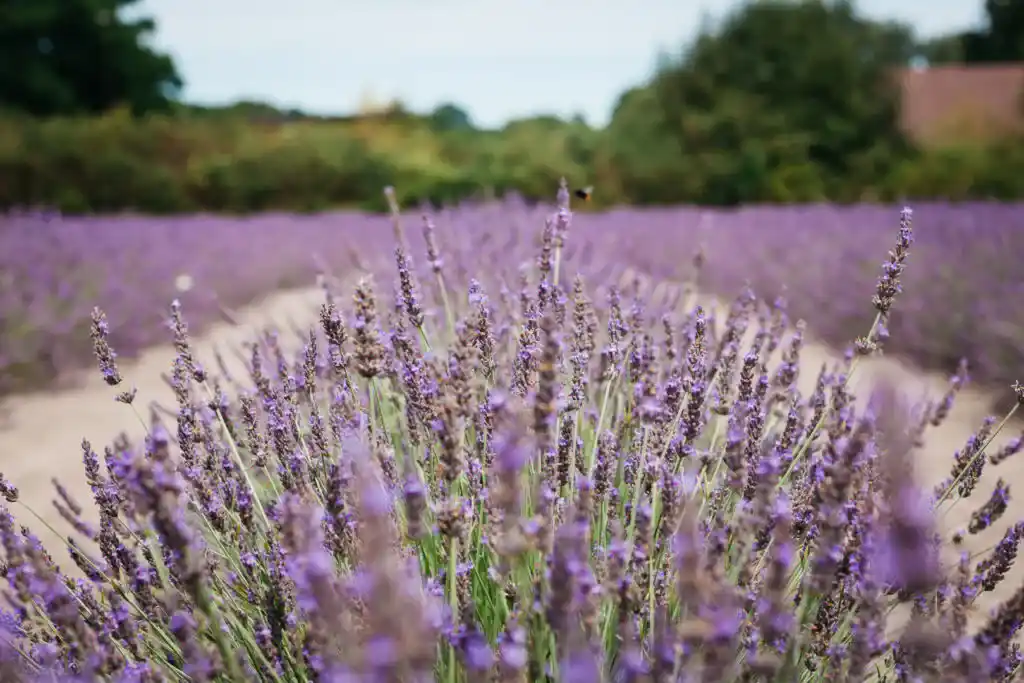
897;63;1024;146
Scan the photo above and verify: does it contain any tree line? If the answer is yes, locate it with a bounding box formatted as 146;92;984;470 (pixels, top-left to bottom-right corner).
1;0;1023;212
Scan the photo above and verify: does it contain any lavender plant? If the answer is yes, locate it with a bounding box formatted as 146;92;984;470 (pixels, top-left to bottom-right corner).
5;200;1024;406
1;186;1024;682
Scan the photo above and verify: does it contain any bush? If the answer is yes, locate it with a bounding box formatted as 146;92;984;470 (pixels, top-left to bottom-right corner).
0;191;1021;681
184;137;397;213
4;111;1022;215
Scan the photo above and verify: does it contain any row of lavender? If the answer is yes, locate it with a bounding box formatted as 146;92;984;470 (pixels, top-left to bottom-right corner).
0;211;384;394
2;191;1023;680
2;200;1022;398
585;202;1024;400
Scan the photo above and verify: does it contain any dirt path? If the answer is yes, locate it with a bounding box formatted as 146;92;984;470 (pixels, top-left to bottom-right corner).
1;281;1021;627
0;287;328;548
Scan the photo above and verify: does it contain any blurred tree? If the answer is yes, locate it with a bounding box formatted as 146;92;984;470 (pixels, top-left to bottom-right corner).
648;0;913;203
220;100;304;122
0;0;182;116
598;86;688;203
963;0;1024;62
920;0;1024;66
428;103;474;132
917;34;966;65
502;115;566;133
563;118;597;169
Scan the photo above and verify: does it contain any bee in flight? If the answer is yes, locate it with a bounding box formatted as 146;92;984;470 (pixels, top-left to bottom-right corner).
574;186;593;201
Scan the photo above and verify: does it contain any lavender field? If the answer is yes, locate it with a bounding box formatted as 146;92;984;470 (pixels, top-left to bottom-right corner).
2;200;1023;404
0;210;383;395
586;202;1024;403
3;192;1024;680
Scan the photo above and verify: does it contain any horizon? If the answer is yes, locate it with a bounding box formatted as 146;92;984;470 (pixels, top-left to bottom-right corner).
138;0;984;128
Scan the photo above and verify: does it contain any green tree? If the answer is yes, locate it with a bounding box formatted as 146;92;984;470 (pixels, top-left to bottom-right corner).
963;0;1024;62
428;103;474;132
599;86;688;203
649;0;913;203
922;0;1024;66
0;0;182;116
917;34;966;65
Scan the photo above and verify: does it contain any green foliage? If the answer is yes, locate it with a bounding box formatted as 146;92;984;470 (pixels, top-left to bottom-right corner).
647;0;913;205
0;115;398;213
963;0;1024;63
586;0;1024;206
917;35;966;65
185;136;398;214
918;0;1024;66
0;106;1022;214
596;86;687;204
427;103;474;132
887;141;1024;201
0;0;182;116
2;0;1023;215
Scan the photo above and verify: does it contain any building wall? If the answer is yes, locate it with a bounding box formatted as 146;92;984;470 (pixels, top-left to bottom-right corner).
897;64;1024;147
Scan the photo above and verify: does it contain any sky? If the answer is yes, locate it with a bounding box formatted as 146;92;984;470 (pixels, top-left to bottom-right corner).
135;0;985;129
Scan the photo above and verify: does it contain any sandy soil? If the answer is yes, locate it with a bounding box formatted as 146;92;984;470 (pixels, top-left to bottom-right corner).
1;280;1022;628
0;287;327;547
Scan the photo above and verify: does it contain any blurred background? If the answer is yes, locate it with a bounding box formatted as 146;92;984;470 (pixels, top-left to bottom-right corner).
1;0;1022;213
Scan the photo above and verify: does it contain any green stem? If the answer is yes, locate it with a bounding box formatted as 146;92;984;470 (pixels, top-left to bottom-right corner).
563;411;581;500
417;324;433;353
194;582;245;681
15;502;184;658
938;403;1019;509
625;427;650;548
780;312;882;487
586;378;617;476
436;272;456;337
447;536;460;683
199;381;271;531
